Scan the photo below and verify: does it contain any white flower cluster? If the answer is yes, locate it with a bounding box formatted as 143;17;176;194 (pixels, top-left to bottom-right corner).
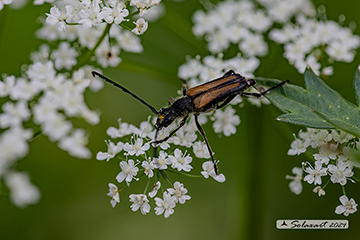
0;59;102;206
43;0;159;35
286;128;359;216
192;0;314;55
0;0;166;208
97;117;226;217
269;13;360;76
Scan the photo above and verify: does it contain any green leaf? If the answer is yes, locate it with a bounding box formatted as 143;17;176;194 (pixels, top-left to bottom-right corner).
353;66;360;106
256;67;360;138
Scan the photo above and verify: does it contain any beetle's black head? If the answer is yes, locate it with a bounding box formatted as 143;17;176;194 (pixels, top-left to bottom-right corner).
155;107;177;130
247;79;256;87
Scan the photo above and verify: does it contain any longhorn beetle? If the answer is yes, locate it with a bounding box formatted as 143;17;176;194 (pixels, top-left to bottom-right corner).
92;70;288;174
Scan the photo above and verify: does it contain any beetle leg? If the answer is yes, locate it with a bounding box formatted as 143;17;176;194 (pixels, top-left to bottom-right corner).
242;80;289;98
153;115;189;145
194;114;218;175
216;94;237;109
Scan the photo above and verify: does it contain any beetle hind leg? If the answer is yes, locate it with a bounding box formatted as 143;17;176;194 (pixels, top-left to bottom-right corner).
194;114;219;175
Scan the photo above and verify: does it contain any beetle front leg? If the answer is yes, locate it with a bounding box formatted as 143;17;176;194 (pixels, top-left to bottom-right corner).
153;115;189;145
194;114;219;175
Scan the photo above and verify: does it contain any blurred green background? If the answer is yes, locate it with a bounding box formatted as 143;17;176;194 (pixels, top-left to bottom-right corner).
1;0;360;239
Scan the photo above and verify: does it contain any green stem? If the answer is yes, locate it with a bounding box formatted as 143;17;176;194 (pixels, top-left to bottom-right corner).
341;185;346;196
165;168;203;178
143;177;151;194
72;23;112;72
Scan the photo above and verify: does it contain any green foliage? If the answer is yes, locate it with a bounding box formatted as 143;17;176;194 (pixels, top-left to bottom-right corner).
256;67;360;138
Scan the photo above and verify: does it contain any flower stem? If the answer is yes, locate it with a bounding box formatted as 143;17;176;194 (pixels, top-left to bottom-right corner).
165;168;203;178
72;23;112;72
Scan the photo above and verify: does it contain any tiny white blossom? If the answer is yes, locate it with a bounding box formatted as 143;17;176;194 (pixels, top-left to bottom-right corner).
58;129;91;159
313;186;325;197
153;151;169;170
154;191;177;218
96;140;123;161
167;181;191;204
129;194;150;215
141;160;155;178
167;149;193;172
285;167;303;195
0;75;15;97
148;181;161;198
303;161;327;185
0;0;12;11
46;5;73;31
95;41;121;68
4;172;41;208
201;161;226;183
123;136;150;156
77;1;102;28
99;5;129;25
313;143;338;165
287;138;309;156
0;101;30;129
192;141;211;159
106;118;134;138
116;159;139;184
335;195;358;216
107;183;120;207
171;128;197;147
212;106;240;136
328;161;354;186
132;18;148;35
51;42;78;70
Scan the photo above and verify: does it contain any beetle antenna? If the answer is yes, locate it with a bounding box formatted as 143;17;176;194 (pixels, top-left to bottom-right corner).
259;80;289;96
92;71;159;115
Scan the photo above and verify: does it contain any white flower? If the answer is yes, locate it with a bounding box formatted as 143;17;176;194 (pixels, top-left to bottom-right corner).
41;113;72;141
313;186;325;197
0;0;12;11
0;127;31;165
129;194;150;215
313;143;338;165
212;106;240;136
26;61;56;82
9;78;44;101
326;41;355;62
51;42;78;70
77;1;102;28
96;140;123;161
99;5;129;25
239;33;268;57
153;151;169;170
335;195;358;216
123;136;150;156
287;138;308;156
328;161;354;186
0;101;30;129
111;27;143;53
106;118;135;138
201;160;226;183
167;181;191;204
141;160;155;178
303;161;327;185
148;181;161;198
154;192;177;218
58;129;91;159
107;183;120;207
285;167;303;195
192;141;211;159
95;40;121;68
171;128;197;147
46;5;74;31
167;149;193;172
4;171;41;208
0;75;15;97
116;159;139;184
132;18;148;35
